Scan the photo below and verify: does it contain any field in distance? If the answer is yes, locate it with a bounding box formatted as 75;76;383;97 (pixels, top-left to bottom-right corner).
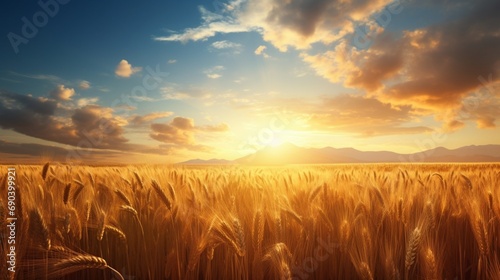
1;163;499;279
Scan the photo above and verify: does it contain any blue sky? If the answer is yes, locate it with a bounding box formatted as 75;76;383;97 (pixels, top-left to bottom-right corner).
1;0;499;163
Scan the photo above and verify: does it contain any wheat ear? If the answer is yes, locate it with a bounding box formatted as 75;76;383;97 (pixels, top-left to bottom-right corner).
29;209;51;250
49;255;124;280
405;227;422;274
151;180;172;210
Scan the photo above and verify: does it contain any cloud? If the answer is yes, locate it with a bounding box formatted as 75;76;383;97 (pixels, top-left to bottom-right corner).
129;111;174;126
160;84;212;100
254;45;270;58
168;59;177;64
199;123;230;132
155;0;393;51
207;73;222;79
115;59;142;78
0;90;78;146
10;72;67;84
299;0;500;130
154;6;252;43
250;93;432;137
79;80;91;90
150;117;196;146
0;140;128;163
212;40;242;49
372;0;500;109
150;116;228;152
0;91;140;152
0;91;219;162
211;40;243;54
77;97;99;107
204;65;225;79
305;94;432;136
50;85;75;101
0;90;57;115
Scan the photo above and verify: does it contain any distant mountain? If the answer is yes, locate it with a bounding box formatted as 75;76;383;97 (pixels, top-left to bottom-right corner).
177;158;234;165
177;143;500;165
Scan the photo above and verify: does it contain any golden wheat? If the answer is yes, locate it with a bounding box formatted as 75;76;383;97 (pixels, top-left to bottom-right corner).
5;163;500;279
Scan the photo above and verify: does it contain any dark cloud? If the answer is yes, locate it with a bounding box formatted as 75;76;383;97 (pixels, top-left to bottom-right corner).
0;91;166;155
303;0;500;130
0;140;70;159
0;90;76;145
71;105;129;149
0;90;56;115
255;0;392;50
150;117;228;152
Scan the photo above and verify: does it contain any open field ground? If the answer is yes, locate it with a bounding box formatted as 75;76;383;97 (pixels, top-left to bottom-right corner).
1;163;500;279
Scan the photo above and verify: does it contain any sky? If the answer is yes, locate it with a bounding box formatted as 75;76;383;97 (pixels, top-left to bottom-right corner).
0;0;499;164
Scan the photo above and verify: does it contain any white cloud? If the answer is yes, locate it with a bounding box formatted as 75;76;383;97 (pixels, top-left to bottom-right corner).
161;84;213;100
163;92;191;100
154;5;253;43
204;65;225;79
79;80;91;90
115;59;142;78
168;59;177;64
207;74;222;79
50;85;75;101
212;40;241;50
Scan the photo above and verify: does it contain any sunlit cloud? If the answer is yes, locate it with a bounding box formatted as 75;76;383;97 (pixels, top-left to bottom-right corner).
129;111;174;126
77;97;99;107
161;84;212;100
50;85;75;101
254;45;269;58
115;59;142;78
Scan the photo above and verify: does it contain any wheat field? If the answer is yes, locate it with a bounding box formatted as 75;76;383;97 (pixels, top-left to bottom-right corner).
1;163;499;279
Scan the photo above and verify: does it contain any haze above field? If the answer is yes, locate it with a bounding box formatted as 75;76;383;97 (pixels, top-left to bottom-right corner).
1;0;499;164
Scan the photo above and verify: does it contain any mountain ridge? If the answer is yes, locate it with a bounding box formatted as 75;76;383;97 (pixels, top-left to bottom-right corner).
176;143;500;165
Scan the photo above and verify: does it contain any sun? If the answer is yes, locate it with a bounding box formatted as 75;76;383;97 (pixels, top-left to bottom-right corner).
267;136;284;147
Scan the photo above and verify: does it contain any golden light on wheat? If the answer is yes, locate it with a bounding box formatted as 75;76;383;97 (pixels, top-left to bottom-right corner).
1;163;499;279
